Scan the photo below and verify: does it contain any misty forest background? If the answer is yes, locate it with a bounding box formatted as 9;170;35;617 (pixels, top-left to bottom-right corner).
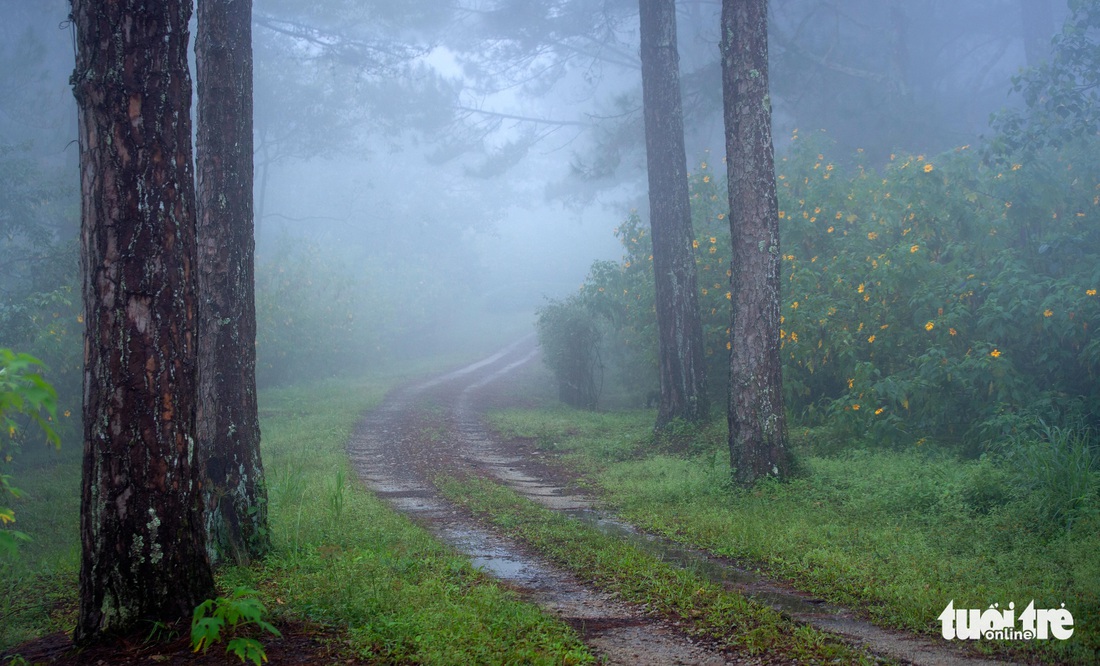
2;0;1100;662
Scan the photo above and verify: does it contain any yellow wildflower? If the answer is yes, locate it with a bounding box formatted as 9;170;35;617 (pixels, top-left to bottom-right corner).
910;245;919;253
692;239;699;249
868;335;875;343
925;321;935;331
709;237;717;244
1043;309;1053;317
1088;289;1097;296
923;163;934;173
868;232;878;240
990;349;1001;358
703;175;711;183
791;301;799;309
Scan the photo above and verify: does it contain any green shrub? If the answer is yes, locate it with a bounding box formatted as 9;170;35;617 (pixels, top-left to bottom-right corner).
255;238;383;387
0;349;59;558
574;132;1100;454
535;300;602;409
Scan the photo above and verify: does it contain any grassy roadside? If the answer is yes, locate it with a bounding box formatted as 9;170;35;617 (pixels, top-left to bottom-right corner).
1;375;595;664
438;475;881;664
488;407;1100;664
230;378;593;663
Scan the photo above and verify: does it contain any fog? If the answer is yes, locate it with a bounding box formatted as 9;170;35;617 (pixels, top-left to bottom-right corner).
0;0;1073;377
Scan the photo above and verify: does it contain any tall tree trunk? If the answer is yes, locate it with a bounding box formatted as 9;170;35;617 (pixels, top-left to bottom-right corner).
720;0;791;485
71;0;214;641
195;0;270;566
638;0;708;427
1019;0;1054;68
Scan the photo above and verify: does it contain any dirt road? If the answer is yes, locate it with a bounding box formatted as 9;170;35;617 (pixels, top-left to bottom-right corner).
347;338;1014;666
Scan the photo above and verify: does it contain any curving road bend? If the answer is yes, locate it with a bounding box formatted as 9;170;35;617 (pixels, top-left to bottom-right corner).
347;338;1015;666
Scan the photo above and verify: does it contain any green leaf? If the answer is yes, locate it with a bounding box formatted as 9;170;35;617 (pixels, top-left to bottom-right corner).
191;616;224;653
227;637;267;665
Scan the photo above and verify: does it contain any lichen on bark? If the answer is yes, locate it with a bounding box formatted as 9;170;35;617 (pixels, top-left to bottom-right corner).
72;0;215;642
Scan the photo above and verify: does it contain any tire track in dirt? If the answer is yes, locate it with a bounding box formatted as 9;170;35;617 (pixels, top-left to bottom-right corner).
348;339;1017;666
348;336;737;665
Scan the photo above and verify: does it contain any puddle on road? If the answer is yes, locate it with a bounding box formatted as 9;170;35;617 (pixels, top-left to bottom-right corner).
351;341;1016;666
437;524;540;582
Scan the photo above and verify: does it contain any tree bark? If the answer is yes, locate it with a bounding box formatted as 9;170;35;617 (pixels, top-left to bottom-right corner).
71;0;214;641
720;0;791;485
195;0;270;566
638;0;708;427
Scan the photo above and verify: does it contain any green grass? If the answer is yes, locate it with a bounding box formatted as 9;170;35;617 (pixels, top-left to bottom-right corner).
438;475;880;663
0;441;81;647
2;375;595;664
233;378;593;664
488;407;1100;664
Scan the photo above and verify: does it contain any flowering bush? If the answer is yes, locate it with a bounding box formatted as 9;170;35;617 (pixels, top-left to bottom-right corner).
570;134;1100;452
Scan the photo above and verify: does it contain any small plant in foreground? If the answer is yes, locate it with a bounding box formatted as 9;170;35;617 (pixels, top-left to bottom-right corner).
0;349;59;559
191;587;281;665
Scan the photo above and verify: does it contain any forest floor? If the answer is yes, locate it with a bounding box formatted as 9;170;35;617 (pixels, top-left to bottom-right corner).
4;338;1043;664
3;621;354;665
344;336;1016;665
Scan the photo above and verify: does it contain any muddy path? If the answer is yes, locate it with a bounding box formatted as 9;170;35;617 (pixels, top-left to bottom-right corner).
347;338;1015;666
